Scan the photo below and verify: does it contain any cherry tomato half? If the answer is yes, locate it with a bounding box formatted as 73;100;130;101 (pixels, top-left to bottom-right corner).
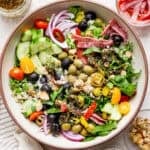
77;49;88;64
9;67;24;81
120;95;129;103
35;20;48;29
53;28;65;43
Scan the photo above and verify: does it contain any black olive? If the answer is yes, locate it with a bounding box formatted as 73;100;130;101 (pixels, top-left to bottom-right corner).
112;35;123;46
48;114;60;123
78;20;88;31
27;72;39;83
63;82;71;89
40;75;48;83
61;58;73;70
40;84;51;93
54;70;61;80
42;104;50;110
85;11;96;21
51;123;60;136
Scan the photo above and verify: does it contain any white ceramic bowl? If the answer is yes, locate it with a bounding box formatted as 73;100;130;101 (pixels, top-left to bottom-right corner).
115;0;150;28
0;0;148;149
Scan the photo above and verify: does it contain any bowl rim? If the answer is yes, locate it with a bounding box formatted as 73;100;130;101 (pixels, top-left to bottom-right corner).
115;0;150;27
0;0;149;149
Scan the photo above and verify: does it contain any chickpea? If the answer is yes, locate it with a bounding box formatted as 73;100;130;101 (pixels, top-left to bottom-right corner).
71;124;82;134
68;75;77;83
78;73;88;81
74;59;83;69
80;129;88;136
87;124;95;133
83;65;94;75
61;123;71;131
68;64;77;75
58;52;68;60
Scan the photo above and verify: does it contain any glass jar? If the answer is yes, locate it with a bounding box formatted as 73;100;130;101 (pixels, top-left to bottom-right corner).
0;0;31;17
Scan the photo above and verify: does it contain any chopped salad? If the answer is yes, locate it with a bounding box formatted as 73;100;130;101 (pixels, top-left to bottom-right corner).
9;6;140;142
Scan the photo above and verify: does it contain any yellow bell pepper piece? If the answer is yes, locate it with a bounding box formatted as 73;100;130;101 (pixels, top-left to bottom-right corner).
102;86;110;96
111;87;121;104
119;102;130;115
80;116;89;128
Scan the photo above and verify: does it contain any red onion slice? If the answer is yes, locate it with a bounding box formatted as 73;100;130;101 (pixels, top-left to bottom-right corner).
52;10;68;28
47;14;68;49
62;131;85;142
92;113;106;123
90;116;104;125
43;115;49;135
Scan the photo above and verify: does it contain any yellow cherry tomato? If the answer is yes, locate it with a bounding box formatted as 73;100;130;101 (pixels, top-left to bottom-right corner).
111;87;121;104
20;57;34;74
119;102;130;115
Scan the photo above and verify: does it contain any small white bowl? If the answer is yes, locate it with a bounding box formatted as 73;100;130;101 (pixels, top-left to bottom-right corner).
124;109;150;150
116;0;150;28
0;0;148;149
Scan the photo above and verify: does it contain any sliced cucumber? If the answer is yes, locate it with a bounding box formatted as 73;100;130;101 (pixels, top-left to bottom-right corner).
51;43;62;55
21;30;32;42
30;37;51;55
102;103;122;121
31;29;44;41
22;100;36;117
16;42;30;60
39;51;49;65
31;55;47;74
110;105;121;121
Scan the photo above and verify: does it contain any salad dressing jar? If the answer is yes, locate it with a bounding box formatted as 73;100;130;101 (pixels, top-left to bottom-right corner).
0;0;31;17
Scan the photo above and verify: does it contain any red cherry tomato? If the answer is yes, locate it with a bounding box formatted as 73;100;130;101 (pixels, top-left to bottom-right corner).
9;67;24;81
75;28;81;35
77;49;88;64
53;28;65;43
35;20;48;29
60;103;68;112
84;101;97;120
120;95;129;103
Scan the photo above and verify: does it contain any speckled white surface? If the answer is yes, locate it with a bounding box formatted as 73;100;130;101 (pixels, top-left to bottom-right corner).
0;0;150;150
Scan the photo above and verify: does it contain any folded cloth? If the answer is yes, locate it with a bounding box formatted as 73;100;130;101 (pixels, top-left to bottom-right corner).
14;128;43;150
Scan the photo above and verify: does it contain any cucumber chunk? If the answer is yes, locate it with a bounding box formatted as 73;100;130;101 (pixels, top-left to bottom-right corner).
16;42;30;60
21;30;32;42
30;37;51;55
31;55;47;74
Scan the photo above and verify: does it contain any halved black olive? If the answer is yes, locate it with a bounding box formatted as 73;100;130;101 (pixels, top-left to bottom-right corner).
54;70;62;80
51;123;60;136
112;35;123;46
40;84;51;93
61;58;73;70
78;20;88;31
27;72;39;83
85;11;96;21
40;75;48;83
